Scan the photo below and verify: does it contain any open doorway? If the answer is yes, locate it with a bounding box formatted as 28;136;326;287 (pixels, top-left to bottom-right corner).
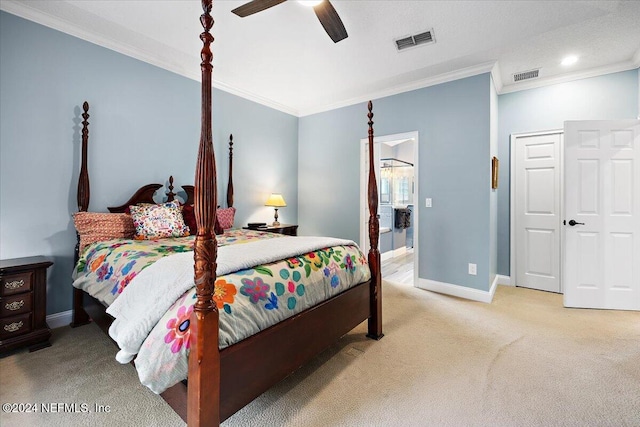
360;131;419;287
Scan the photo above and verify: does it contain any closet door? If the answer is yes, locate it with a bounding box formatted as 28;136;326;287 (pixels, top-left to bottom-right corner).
513;131;562;293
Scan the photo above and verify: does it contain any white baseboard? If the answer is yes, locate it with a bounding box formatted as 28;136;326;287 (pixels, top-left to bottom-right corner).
496;274;512;286
418;277;498;303
381;246;408;262
46;310;73;329
46;274;510;326
392;246;407;258
380;246;407;261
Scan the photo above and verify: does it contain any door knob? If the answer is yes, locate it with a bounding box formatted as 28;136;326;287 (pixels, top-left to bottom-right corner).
568;220;585;226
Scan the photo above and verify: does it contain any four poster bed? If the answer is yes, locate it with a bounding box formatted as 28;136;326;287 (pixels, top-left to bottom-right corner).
70;1;382;426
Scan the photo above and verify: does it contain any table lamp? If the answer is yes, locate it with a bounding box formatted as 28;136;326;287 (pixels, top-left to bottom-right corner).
265;193;286;226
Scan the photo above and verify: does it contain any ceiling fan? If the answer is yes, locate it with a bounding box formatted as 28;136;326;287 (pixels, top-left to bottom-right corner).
231;0;348;43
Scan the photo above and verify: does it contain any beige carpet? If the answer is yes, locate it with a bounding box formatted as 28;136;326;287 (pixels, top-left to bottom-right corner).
1;281;639;426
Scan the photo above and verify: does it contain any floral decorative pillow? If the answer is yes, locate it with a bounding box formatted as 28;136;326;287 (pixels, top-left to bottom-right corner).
73;212;135;253
217;207;236;230
129;201;189;240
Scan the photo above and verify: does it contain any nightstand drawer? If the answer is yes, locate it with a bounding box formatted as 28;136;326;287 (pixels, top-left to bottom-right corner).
243;224;298;236
0;257;52;353
0;313;32;339
1;293;33;317
1;271;33;296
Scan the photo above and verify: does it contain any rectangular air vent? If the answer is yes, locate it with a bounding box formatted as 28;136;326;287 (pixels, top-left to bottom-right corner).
395;36;415;50
513;69;540;82
413;31;433;44
395;29;435;51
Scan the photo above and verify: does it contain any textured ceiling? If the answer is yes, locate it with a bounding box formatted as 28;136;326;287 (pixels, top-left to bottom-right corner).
2;0;639;116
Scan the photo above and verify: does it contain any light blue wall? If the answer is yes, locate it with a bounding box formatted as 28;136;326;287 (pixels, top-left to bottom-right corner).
0;12;298;314
6;12;631;313
497;69;639;276
300;74;492;291
213;90;299;226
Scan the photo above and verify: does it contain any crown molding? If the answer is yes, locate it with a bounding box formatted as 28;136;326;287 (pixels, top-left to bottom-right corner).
3;1;638;118
0;1;299;117
498;59;639;95
632;48;640;67
299;61;497;117
212;80;299;116
490;62;504;93
1;1;196;79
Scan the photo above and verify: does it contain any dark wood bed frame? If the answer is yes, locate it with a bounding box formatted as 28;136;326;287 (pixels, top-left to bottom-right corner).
70;1;382;426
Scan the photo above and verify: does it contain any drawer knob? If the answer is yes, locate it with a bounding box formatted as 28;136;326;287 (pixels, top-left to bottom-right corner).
4;321;24;333
5;300;25;311
5;279;25;290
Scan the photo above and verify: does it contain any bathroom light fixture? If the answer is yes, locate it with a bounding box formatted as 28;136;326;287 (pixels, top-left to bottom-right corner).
561;55;578;66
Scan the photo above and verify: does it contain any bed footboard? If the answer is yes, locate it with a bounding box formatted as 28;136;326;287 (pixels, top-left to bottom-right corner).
159;280;372;424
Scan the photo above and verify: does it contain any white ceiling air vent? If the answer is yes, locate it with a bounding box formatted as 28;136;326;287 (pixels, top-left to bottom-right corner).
513;69;540;82
395;29;435;51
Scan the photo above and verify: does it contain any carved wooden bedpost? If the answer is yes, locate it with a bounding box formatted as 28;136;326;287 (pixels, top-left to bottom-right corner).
77;102;90;214
366;101;383;340
166;176;176;202
71;101;91;327
227;134;234;208
188;1;220;426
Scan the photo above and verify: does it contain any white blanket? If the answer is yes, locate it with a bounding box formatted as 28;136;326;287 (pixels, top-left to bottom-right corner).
106;236;355;363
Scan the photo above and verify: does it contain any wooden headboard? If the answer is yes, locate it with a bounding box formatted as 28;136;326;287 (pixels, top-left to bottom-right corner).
107;183;163;213
101;134;235;213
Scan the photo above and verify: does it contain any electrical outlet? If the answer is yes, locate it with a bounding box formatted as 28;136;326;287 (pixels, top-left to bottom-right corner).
468;263;477;275
425;198;432;208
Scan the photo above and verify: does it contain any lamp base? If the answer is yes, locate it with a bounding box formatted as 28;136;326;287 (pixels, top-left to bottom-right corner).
272;208;280;227
272;221;281;227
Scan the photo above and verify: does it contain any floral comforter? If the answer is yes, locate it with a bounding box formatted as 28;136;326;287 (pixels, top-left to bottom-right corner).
72;229;371;393
72;229;278;307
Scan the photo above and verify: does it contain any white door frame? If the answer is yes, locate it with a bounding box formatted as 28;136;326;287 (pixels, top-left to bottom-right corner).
509;129;564;291
360;131;419;286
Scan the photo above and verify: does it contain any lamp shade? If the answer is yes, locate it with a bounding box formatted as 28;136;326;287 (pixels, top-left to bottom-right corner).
265;193;287;207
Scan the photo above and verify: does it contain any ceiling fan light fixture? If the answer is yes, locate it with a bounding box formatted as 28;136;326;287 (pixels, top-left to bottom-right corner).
298;0;324;7
233;0;346;43
561;55;578;66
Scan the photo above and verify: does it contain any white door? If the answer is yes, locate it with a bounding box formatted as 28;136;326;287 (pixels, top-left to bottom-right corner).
514;132;562;293
564;120;640;310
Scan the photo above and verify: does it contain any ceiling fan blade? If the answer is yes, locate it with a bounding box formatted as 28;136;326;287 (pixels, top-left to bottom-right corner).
232;0;287;18
313;0;348;43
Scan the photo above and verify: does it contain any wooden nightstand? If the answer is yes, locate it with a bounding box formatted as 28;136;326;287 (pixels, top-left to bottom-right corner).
243;224;298;236
0;256;52;353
